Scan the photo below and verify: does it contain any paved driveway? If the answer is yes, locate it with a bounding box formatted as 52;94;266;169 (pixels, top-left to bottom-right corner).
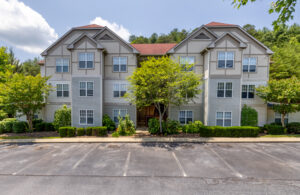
0;143;300;194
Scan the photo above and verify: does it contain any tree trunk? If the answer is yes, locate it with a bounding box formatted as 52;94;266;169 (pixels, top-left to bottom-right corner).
26;112;33;132
281;113;285;127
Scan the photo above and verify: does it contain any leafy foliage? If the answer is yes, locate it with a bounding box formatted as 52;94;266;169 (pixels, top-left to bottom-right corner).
199;126;260;137
102;114;116;131
182;121;204;133
241;105;258;126
117;114;135;136
53;105;71;130
12;121;28;133
77;128;86;136
263;124;287;135
22;58;41;76
286;122;300;134
58;127;76;137
148;118;160;134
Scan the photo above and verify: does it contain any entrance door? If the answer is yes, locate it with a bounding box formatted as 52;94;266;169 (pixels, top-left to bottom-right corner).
137;105;167;127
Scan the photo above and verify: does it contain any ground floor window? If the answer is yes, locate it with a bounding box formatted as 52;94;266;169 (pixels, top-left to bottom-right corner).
216;112;232;127
179;110;193;124
80;110;93;125
113;109;127;123
275;113;288;125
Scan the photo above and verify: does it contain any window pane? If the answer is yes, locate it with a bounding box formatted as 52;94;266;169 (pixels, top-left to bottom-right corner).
187;111;193;118
218;60;225;68
242;85;247;92
87;53;93;60
80;110;86;124
249;65;256;72
87;90;93;96
249;58;256;65
217;90;224;97
226;60;233;68
243;65;249;72
57;84;62;91
242;92;247;98
218;83;224;90
113;65;119;72
226;52;234;60
225;90;232;97
275;112;281;118
216;112;223;119
87;110;93;124
243;58;249;65
79;61;86;68
80;90;86;96
120;57;127;65
57;91;62;97
120;91;126;97
63;66;68;72
120;110;127;117
179;111;185;118
113;57;119;65
63;91;69;97
216;119;223;126
248;85;255;98
120;84;127;91
63;59;69;66
87;82;93;90
186;118;193;123
80;82;86;89
218;52;225;60
179;118;186;124
121;65;127;72
56;66;62;72
225;112;231;119
114;91;120;97
87;61;93;68
224;119;231;127
226;83;232;90
87;117;93;124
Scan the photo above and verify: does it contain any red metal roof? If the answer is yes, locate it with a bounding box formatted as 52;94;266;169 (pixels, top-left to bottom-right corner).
38;60;45;65
205;22;236;27
76;24;103;28
131;43;177;55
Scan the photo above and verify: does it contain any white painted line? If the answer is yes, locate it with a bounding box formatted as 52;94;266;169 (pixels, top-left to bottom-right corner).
123;152;131;176
12;149;56;175
206;146;243;178
172;151;187;177
72;144;98;169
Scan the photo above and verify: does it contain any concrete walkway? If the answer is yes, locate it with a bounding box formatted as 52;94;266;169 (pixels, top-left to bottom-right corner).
1;137;300;143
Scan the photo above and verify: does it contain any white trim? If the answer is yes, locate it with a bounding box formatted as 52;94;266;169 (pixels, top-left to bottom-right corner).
112;56;128;72
79;81;94;97
79;109;94;125
56;83;69;98
78;52;95;69
113;83;127;98
55;58;70;73
216;82;232;98
241;84;255;99
217;51;235;69
242;57;257;73
216;111;232;127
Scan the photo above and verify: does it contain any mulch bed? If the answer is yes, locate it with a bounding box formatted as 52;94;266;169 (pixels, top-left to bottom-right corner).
0;131;59;138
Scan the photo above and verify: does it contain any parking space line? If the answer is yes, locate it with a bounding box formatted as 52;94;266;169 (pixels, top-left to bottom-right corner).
172;151;187;177
206;146;243;178
123;152;131;176
12;149;57;175
72;144;99;170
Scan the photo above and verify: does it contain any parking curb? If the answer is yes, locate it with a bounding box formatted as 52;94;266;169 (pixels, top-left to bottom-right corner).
1;137;300;144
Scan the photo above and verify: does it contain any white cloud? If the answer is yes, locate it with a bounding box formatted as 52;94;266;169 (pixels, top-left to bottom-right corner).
0;0;58;54
90;17;131;41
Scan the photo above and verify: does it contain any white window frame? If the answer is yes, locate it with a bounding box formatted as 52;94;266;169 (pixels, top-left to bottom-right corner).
179;56;195;71
79;81;94;97
217;51;234;69
79;109;94;125
78;52;94;69
216;111;232;127
113;83;127;98
178;110;193;125
243;57;257;73
56;58;69;73
56;84;69;98
241;85;255;99
217;82;232;98
113;109;128;123
113;56;127;72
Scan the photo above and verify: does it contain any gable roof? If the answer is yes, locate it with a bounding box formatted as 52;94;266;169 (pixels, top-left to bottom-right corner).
207;32;247;48
131;43;176;55
205;22;236;27
76;24;103;29
67;33;104;50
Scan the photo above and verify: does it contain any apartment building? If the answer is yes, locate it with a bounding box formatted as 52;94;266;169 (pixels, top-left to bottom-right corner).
39;22;299;127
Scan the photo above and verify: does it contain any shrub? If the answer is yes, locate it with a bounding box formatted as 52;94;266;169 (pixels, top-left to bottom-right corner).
12;121;28;133
148;118;160;134
59;127;76;137
103;114;116;131
0;122;5;134
77;128;86;136
53;105;71;130
86;127;92;136
45;123;55;131
241;105;258;126
264;124;287;135
33;119;43;129
182;121;203;133
165;119;180;134
112;131;120;137
91;127;107;136
35;122;46;132
117;115;135;136
286;122;300;134
2;118;17;133
199;126;259;137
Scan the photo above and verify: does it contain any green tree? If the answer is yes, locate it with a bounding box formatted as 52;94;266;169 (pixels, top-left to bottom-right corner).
256;77;300;127
233;0;298;29
53;105;71;130
8;48;22;73
0;72;52;130
22;57;41;76
0;47;10;73
241;105;258;126
126;56;202;133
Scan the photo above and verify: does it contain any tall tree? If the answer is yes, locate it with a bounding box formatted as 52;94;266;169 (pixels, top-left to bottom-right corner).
0;72;52;130
126;56;202;133
22;57;41;76
256;77;300;127
8;48;22;73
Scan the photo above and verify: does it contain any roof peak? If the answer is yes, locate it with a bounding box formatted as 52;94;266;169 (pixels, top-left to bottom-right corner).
76;24;103;29
205;22;236;27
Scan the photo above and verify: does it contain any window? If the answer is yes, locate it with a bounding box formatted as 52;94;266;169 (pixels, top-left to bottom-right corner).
56;58;69;72
243;57;257;72
179;110;193;124
113;57;127;72
80;82;94;96
79;53;94;69
275;113;288;125
80;110;93;125
218;52;234;68
113;109;127;123
180;56;195;71
113;83;127;97
217;82;232;98
242;85;255;99
56;84;69;97
216;112;232;127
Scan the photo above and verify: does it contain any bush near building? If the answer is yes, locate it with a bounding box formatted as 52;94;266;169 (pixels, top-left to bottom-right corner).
199;126;260;137
241;105;258;126
286;122;300;134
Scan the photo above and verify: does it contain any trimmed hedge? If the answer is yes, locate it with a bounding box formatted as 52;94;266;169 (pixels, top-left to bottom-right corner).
199;126;259;137
12;121;28;133
265;124;286;135
182;121;203;133
59;127;76;137
91;127;107;136
45;123;55;131
77;128;86;136
286;122;300;134
86;127;92;136
2;118;17;133
35;122;55;132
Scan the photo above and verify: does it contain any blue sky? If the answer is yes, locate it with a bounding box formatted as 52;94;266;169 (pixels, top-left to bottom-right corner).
0;0;299;61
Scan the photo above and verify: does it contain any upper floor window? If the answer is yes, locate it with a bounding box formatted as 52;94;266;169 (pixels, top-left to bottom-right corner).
79;53;94;69
243;57;256;72
80;82;94;96
56;58;69;72
242;85;255;99
113;83;127;98
80;109;93;125
216;112;232;127
56;84;69;97
113;57;127;72
180;56;195;71
217;82;232;98
218;52;234;68
275;113;288;125
113;109;127;123
179;110;193;125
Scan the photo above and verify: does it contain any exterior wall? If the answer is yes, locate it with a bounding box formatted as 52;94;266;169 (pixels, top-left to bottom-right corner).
169;104;204;123
267;109;300;124
103;104;137;125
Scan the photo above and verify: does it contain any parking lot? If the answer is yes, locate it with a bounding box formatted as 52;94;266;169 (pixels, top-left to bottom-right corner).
0;142;300;194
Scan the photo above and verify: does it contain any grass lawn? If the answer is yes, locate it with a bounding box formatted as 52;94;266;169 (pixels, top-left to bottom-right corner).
261;134;300;138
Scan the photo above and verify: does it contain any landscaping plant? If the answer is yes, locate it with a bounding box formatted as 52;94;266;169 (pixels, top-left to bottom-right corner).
53;105;71;130
241;105;258;126
117;114;135;136
102;114;116;131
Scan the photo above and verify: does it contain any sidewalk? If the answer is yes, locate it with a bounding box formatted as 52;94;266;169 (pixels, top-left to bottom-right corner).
1;137;300;143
